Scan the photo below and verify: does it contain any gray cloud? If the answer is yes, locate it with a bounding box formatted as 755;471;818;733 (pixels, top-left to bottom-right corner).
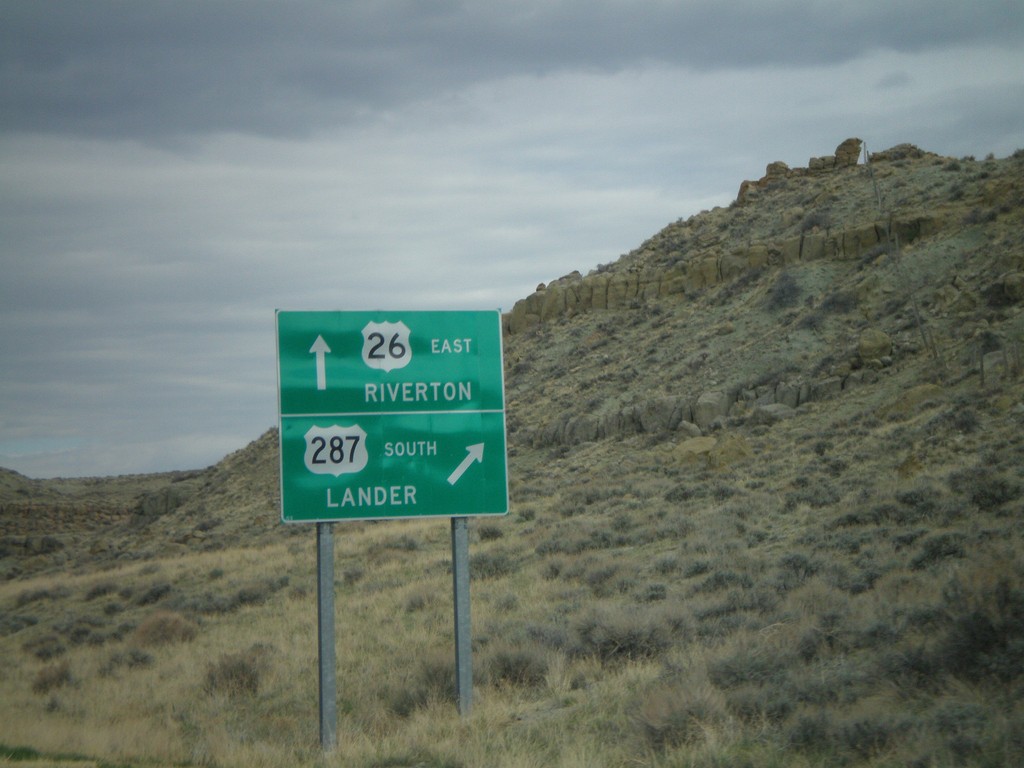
3;1;1022;140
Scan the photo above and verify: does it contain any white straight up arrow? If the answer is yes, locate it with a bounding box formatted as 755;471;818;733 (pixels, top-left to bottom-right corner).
310;335;331;391
448;443;485;485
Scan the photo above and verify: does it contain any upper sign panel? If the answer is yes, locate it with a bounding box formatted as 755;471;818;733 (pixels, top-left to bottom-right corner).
277;310;505;416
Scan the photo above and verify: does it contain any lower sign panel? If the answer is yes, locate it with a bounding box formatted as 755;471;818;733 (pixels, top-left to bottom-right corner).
279;412;508;522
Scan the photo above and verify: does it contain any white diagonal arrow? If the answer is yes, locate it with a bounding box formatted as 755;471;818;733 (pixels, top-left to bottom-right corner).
309;335;331;391
447;443;484;486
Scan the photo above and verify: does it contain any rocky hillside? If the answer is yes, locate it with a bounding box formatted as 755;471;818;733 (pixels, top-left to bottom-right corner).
504;139;1024;453
2;138;1023;577
505;139;1020;331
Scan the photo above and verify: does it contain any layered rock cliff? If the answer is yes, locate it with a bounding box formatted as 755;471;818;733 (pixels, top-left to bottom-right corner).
503;140;1024;451
505;140;968;335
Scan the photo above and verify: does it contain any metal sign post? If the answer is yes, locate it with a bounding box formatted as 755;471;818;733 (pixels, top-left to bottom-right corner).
450;517;472;716
316;522;337;750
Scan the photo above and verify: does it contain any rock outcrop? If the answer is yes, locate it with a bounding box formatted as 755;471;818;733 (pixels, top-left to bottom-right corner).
809;137;863;171
857;328;892;364
527;357;899;450
504;214;943;334
503;140;1024;459
503;139;956;336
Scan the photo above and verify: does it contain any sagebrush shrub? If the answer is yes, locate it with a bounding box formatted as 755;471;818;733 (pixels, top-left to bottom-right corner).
820;289;858;314
482;645;548;688
99;648;154;677
910;533;966;570
384;651;455;716
32;660;73;694
637;582;667;602
477;524;504;541
22;633;66;660
787;711;832;751
767;272;801;311
55;615;109;647
634;683;726;749
800;209;832;232
950;466;1021;511
134;582;171;606
131;610;198;646
837;714;911;760
85;581;118;601
708;650;790;689
470;550;517;579
571;606;675;663
725;682;794;724
204;644;272;696
16;587;70;608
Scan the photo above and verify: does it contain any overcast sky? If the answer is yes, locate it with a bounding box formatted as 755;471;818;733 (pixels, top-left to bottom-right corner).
2;1;1024;478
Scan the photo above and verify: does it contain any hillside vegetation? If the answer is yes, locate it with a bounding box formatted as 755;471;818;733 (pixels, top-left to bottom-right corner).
2;140;1023;767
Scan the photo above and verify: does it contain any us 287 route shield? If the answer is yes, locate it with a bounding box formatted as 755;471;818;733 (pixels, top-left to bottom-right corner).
276;310;509;523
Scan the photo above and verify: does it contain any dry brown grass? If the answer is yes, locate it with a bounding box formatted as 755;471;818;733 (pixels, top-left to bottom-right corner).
8;436;1022;767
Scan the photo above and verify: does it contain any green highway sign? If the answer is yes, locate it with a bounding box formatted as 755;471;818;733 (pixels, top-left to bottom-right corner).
276;310;508;522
